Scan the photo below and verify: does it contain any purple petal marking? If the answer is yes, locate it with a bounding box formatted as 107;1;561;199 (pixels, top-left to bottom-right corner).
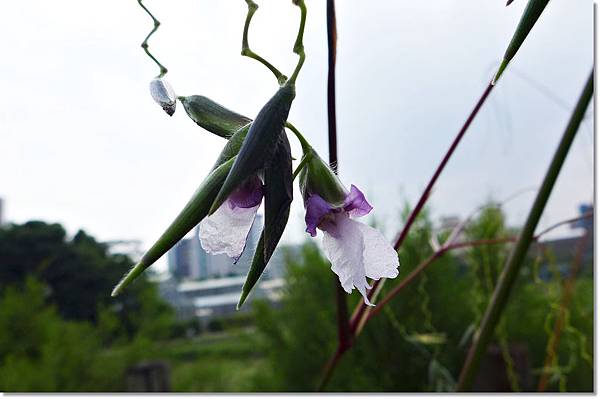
344;184;373;218
304;194;333;237
228;175;263;209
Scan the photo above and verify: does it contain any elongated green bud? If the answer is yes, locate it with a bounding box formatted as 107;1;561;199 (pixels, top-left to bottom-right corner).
179;95;253;139
111;156;236;296
209;82;296;214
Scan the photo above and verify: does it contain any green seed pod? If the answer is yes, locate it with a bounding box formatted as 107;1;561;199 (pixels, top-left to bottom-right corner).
179;95;252;139
209;82;296;214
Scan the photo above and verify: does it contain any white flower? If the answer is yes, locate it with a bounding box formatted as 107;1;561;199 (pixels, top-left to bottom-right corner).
304;185;399;305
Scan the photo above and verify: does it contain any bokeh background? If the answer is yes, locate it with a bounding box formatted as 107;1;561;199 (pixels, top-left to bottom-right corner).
0;0;594;392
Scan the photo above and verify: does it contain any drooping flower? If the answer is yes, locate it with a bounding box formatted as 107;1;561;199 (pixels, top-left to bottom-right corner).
199;174;263;260
149;77;176;116
300;151;399;305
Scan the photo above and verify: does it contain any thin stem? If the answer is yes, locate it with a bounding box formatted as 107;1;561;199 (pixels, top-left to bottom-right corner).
456;70;593;392
317;0;350;392
288;0;307;84
241;0;287;85
138;0;168;77
292;152;311;180
350;82;496;333
285;121;311;153
319;79;498;393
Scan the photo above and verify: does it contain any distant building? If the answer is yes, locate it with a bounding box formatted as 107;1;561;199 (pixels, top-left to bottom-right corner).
167;226;205;280
167;214;264;280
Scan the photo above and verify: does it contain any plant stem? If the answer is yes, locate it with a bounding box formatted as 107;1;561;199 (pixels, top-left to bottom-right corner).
138;0;168;77
318;79;497;392
317;0;351;391
350;82;495;332
456;70;593;392
288;0;307;84
241;0;287;85
285;121;311;153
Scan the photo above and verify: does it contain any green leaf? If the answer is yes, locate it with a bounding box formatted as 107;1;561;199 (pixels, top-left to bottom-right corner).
111;156;236;296
493;0;550;83
179;95;253;138
209;82;296;214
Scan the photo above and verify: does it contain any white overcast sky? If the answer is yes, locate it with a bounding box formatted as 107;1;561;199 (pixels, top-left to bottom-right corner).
0;0;593;270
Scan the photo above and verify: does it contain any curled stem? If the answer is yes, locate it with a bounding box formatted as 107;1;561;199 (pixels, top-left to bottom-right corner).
288;0;307;84
138;0;168;77
241;0;287;85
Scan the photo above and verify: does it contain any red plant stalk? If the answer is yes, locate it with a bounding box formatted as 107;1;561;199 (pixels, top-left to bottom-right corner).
326;0;352;352
318;79;496;390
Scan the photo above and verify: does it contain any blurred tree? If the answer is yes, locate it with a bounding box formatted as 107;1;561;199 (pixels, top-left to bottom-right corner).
0;221;175;339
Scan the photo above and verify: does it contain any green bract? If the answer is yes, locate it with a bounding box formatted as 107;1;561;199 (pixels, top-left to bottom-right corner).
299;149;346;207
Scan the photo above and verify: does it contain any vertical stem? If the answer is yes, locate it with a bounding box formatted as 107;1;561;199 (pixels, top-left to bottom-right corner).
318;0;350;391
456;70;593;391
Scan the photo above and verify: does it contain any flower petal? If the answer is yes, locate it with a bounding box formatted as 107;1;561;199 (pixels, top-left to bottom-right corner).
149;78;176;116
228;175;263;208
322;214;399;305
304;194;333;237
344;184;373;218
199;199;260;260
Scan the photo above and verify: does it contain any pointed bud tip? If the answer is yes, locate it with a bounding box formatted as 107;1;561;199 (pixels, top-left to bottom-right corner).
237;292;248;310
110;285;121;297
505;0;514;6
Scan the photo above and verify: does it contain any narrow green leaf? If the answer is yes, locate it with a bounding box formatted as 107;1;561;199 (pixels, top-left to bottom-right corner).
210;82;296;214
493;0;550;83
179;95;252;138
111;156;236;296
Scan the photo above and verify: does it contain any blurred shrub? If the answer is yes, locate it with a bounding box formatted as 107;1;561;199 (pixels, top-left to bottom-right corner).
252;205;593;392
